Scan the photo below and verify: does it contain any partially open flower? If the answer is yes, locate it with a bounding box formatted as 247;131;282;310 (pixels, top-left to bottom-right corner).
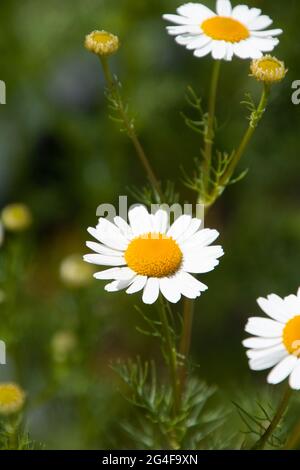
0;383;25;416
60;254;94;288
1;203;32;232
250;55;287;84
85;30;119;57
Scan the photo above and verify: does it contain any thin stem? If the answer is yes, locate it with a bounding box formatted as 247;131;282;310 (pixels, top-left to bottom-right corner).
285;418;300;450
178;298;194;393
159;297;180;415
100;57;163;202
251;387;293;450
220;83;270;186
203;60;221;185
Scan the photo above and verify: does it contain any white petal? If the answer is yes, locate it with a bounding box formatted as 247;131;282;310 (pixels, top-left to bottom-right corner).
253;29;283;38
128;205;152;236
167;215;192;240
177;3;215;21
159;277;181;304
246;344;286;360
245;317;283;337
249;15;273;31
152;209;169;234
242;337;282;349
232;6;261;25
126;275;147;294
233;40;262;59
94;267;134;280
212;41;227;60
216;0;232;17
88;219;128;250
177;218;202;243
289;360;300;390
166;25;201;36
182;228;219;249
249;349;287;371
248;37;279;52
268;355;298;385
257;296;288;323
178;271;207;298
183;35;211;50
182;254;221;274
194;42;213;58
83;254;126;267
105;278;134;292
142;277;160;305
224;43;234;61
283;294;300;319
114;216;133;240
163;13;196;25
86;241;124;257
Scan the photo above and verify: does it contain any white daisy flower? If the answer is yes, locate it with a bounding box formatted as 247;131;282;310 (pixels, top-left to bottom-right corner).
163;1;282;61
243;289;300;390
84;205;224;305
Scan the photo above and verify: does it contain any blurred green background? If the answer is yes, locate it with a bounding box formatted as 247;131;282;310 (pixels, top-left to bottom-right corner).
0;0;300;449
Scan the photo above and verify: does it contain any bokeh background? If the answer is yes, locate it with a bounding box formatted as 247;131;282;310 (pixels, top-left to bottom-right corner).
0;0;300;449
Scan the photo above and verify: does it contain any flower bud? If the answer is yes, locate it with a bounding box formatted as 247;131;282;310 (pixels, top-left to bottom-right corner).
1;203;32;232
0;383;25;416
85;30;119;57
250;55;287;84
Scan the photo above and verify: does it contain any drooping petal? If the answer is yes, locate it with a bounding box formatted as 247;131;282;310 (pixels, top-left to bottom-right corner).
159;277;181;304
126;275;147;294
142;277;160;305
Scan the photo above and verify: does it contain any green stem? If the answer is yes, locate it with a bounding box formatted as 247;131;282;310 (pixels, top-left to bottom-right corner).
220;83;270;186
178;298;194;394
203;60;221;187
252;387;293;450
159;298;180;415
285;418;300;449
100;57;163;202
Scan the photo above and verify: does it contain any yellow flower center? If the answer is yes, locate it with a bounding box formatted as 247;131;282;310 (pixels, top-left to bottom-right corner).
0;383;25;415
91;31;113;45
125;232;182;278
283;316;300;356
201;16;249;43
257;58;280;74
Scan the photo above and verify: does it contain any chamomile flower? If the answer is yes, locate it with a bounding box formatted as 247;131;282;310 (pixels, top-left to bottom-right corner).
0;383;25;416
163;1;282;61
243;289;300;390
84;205;223;305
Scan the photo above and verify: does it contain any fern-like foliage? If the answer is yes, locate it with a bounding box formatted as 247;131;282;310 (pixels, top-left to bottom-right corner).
112;357;231;450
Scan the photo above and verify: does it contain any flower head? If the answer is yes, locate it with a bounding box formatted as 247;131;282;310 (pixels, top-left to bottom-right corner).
51;330;77;363
250;55;287;84
0;383;25;415
243;289;300;390
84;205;223;305
60;254;94;288
85;30;119;57
1;203;32;232
163;1;282;61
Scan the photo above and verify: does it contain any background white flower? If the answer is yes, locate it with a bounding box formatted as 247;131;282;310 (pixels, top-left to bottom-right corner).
84;205;223;305
243;289;300;390
163;0;282;61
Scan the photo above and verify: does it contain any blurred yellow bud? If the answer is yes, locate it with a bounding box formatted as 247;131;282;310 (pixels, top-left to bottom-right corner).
1;203;32;232
0;383;25;416
60;254;94;288
85;30;119;57
250;55;287;84
51;330;77;363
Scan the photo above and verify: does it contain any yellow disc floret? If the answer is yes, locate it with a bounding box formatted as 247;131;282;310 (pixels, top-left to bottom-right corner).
0;383;25;415
250;55;287;84
125;233;182;278
283;315;300;357
202;16;249;43
85;30;119;56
